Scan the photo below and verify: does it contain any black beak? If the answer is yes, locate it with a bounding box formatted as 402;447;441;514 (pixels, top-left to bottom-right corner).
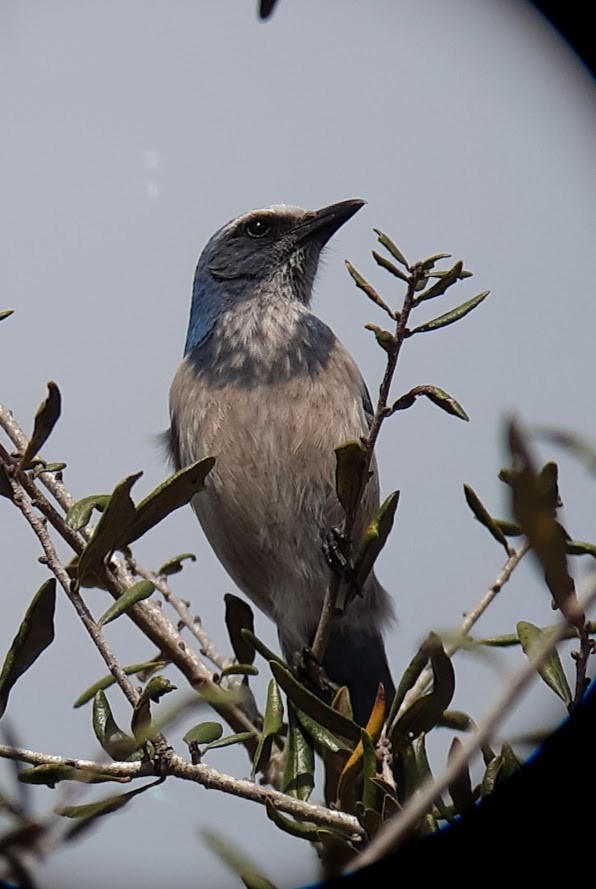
294;198;366;245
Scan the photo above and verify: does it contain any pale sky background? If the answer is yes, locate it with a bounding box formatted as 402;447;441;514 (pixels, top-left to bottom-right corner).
0;2;594;888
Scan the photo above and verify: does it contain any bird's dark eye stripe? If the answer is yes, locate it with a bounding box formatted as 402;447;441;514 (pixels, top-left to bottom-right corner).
245;218;272;238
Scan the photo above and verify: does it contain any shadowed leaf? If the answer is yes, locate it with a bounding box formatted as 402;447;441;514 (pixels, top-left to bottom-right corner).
0;309;14;321
269;661;360;743
252;678;284;776
387;640;430;729
282;704;315;801
76;473;142;583
517;620;572;706
131;676;176;743
93;690;139;761
410;291;489;334
448;738;474;814
60;779;164;841
73;658;167;708
372;250;409;282
345;261;395;318
354;492;400;589
295;710;350;755
18;382;61;472
125;458;215;544
203;829;279;889
19;764;122;786
0;465;14;499
335;440;367;516
0;579;56;719
464;484;510;551
225;594;256;665
566;539;596;558
415;260;464;302
390;385;469;421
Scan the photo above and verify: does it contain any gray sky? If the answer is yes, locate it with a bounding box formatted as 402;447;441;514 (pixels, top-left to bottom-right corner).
1;2;595;887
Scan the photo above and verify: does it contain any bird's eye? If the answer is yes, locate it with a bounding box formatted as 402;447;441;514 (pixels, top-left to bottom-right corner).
245;218;272;239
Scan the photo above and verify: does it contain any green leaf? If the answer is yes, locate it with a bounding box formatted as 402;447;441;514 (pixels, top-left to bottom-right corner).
282;704;315;801
494;519;523;537
295;709;350;755
183;722;224;746
203;830;279;889
76;473;142;584
415;260;464;302
345;261;396;318
264;800;321;842
98;581;155;627
420;252;451;270
387;640;430;729
335;440;367;516
361;730;378;811
240;628;284;665
19;764;119;786
391;634;455;749
124;458;215;545
221;663;259;676
157;552;197;576
202;730;258;753
390;385;469;421
93;690;139;761
463;484;510;552
566;539;596;558
224;594;256;665
18;381;62;472
269;661;360;743
66;494;111;531
517;621;572;706
73;658;167;707
0;309;14;321
364;323;397;354
410;291;489;335
131;675;177;742
353;491;400;588
372;250;409;283
447;737;474;814
508;422;578;622
252;678;284;776
480;754;504;797
0;579;56;719
373;229;409;268
59;779;164;841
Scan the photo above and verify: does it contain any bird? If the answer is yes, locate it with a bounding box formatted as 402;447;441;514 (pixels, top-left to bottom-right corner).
166;199;395;725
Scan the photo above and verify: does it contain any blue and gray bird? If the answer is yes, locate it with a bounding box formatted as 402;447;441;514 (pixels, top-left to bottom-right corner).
166;199;395;725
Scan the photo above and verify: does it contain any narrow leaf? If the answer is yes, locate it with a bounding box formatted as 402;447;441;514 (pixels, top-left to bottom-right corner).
295;710;350;755
125;458;215;545
387;641;430;729
203;830;279;889
517;620;572;706
335;440;367;517
373;229;409;268
345;261;395;318
269;661;360;743
447;738;474;814
240;628;284;665
0;579;56;719
415;260;464;302
264;800;321;842
463;484;510;551
66;494;110;531
420;252;451;270
203;730;258;753
59;779;164;841
282;704;315;801
93;690;139;761
354;491;400;589
566;539;596;558
364;323;397;354
252;679;284;776
0;309;14;321
73;658;167;707
19;764;120;786
18;382;61;471
390;385;469;421
410;291;489;335
158;552;197;576
225;594;256;664
76;473;142;583
372;250;409;282
98;581;155;627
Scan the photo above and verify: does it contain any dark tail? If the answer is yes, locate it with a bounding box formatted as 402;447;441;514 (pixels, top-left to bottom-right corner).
323;625;395;726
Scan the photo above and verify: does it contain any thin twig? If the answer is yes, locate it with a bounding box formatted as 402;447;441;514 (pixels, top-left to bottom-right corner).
312;266;424;662
397;539;530;718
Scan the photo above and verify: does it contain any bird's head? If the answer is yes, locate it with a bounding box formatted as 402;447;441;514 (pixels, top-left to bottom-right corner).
184;199;365;353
